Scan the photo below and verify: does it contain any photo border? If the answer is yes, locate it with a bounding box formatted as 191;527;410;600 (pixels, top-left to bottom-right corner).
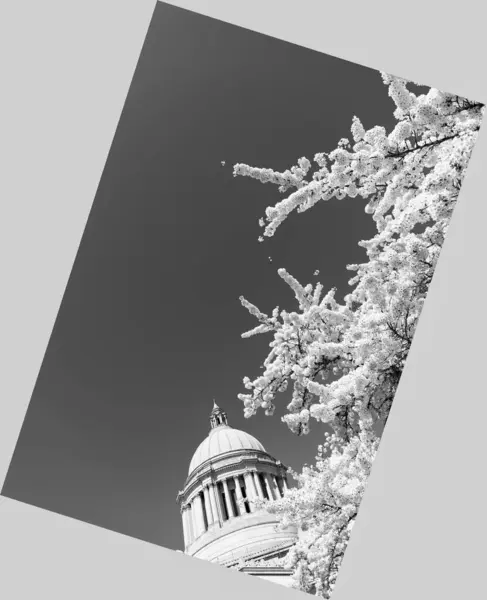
1;1;485;599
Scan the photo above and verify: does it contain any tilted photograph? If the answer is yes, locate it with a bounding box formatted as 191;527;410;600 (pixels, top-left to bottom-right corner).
2;2;484;598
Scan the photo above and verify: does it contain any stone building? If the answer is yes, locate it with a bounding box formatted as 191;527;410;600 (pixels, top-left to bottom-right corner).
176;402;298;587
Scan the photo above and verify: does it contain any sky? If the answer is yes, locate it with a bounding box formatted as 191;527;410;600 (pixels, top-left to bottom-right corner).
2;2;401;552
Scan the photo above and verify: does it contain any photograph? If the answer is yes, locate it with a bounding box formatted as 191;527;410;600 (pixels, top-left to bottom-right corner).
2;2;484;597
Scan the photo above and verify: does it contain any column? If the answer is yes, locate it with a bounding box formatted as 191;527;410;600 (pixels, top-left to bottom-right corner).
275;476;284;498
181;507;189;547
190;500;198;539
203;486;215;526
272;474;281;498
186;504;194;544
185;505;195;546
253;471;265;499
192;493;206;539
233;475;245;515
282;476;289;490
216;482;228;520
244;471;257;512
264;472;274;500
201;491;209;530
222;478;235;518
209;483;220;525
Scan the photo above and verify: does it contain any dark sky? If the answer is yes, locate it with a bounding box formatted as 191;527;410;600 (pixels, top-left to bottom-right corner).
2;2;399;552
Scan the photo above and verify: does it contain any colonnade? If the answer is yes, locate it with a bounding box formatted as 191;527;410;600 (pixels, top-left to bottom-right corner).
181;470;288;548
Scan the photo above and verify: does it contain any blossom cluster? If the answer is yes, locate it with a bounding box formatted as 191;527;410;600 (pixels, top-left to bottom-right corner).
231;72;483;596
235;73;483;439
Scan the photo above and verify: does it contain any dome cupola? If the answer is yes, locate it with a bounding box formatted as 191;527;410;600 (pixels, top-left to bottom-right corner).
188;402;266;477
210;400;228;428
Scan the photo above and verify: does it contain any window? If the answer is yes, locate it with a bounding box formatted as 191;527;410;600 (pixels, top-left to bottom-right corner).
259;473;269;500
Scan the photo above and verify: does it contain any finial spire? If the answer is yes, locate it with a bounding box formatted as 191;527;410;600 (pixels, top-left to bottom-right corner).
210;401;228;429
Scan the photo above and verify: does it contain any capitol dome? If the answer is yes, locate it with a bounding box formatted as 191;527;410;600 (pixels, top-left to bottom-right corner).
188;424;266;476
177;401;298;583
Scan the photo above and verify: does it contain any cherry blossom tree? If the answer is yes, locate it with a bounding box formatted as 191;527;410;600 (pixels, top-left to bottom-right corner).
231;72;484;597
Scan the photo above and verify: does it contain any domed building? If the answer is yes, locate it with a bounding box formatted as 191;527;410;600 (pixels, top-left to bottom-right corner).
176;402;298;587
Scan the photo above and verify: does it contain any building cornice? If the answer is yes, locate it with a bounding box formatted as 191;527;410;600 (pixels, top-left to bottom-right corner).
219;540;295;568
186;449;287;483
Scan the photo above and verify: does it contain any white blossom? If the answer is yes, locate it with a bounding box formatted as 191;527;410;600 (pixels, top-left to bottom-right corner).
231;72;484;597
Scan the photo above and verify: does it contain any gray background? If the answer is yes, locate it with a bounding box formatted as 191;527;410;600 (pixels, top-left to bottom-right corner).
1;1;413;553
1;1;486;599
